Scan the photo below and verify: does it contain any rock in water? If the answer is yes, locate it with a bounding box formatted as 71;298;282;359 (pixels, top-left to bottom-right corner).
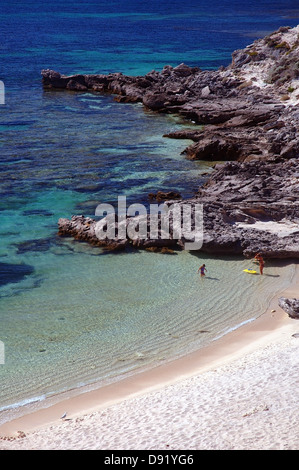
43;24;299;259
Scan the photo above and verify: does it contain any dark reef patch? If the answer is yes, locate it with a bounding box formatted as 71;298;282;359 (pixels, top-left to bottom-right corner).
14;237;56;254
0;262;34;287
23;209;54;217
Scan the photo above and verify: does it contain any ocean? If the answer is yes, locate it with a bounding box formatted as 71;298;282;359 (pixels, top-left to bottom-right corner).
0;0;298;424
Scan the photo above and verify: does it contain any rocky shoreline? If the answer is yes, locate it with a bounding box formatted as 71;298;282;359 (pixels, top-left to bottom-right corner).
42;25;299;259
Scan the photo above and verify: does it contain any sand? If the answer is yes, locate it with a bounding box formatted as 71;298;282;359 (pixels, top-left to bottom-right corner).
0;274;298;450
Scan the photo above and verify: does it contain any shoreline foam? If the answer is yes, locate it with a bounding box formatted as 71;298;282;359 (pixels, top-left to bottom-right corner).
0;265;298;450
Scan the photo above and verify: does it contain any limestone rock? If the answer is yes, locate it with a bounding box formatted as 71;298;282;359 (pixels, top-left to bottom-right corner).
41;24;299;259
278;298;299;319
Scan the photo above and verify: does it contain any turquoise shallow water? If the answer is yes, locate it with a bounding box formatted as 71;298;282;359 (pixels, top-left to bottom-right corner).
0;0;298;425
0;244;295;424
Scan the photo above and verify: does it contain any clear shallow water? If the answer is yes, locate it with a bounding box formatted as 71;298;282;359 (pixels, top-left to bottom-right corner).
0;249;295;424
0;0;298;424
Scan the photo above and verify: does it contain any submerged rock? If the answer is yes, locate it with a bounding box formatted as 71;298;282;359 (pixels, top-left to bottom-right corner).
148;191;182;201
15;237;54;254
0;262;34;287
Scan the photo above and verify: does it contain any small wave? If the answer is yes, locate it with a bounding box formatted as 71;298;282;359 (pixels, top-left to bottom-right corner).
0;394;46;413
212;317;256;342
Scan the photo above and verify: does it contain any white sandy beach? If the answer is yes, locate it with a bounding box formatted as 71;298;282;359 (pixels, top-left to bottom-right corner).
0;273;298;451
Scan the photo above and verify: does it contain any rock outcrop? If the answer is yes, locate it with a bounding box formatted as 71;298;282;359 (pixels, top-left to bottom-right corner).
42;25;299;164
278;297;299;319
43;25;299;258
58;157;299;257
195;158;299;258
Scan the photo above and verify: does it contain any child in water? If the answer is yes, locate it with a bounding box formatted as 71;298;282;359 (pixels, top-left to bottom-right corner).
198;264;207;277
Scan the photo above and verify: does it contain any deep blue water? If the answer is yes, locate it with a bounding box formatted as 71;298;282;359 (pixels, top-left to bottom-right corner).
0;1;298;421
1;0;299;84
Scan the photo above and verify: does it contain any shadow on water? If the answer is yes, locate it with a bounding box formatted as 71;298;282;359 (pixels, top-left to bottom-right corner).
265;259;299;268
189;251;244;262
203;276;220;281
189;250;299;269
264;274;280;278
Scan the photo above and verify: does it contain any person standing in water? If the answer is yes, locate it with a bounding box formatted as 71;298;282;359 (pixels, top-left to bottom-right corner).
198;264;207;277
259;256;264;275
254;252;264;275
